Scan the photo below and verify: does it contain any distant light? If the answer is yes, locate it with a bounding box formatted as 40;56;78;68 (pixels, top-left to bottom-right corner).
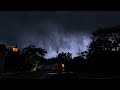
13;48;18;52
61;64;65;72
62;64;65;68
33;68;36;71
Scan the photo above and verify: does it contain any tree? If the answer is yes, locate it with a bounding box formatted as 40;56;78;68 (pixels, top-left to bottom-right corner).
57;52;72;71
88;26;120;56
71;51;89;72
58;52;72;62
21;45;47;71
87;25;120;73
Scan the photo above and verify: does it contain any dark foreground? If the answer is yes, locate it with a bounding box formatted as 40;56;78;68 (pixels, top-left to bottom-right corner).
2;71;120;79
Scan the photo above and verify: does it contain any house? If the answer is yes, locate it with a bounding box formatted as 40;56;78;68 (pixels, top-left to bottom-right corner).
6;44;19;52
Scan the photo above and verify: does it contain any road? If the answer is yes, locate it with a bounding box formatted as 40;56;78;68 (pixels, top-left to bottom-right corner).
2;71;79;79
2;71;49;79
2;71;119;79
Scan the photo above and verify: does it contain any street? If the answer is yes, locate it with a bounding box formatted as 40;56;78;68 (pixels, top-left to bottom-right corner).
2;71;79;79
2;71;118;79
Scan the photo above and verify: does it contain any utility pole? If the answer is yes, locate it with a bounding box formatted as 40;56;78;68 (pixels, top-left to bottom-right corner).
56;47;59;54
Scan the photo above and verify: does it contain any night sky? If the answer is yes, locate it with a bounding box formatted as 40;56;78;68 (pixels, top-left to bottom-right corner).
1;11;120;58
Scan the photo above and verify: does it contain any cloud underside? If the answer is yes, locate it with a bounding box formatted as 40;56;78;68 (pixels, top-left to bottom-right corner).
0;11;120;58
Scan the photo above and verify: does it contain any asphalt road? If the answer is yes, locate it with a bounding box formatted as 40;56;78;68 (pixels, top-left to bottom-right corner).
2;71;80;79
43;72;80;80
2;71;49;79
2;71;118;79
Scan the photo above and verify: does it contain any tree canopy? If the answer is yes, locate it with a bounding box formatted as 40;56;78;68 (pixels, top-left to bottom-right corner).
88;25;120;57
21;45;47;71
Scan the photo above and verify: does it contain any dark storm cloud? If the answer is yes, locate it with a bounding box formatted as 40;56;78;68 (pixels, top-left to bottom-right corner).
1;11;120;58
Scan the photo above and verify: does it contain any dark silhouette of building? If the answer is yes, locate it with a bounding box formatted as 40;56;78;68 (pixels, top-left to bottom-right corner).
5;44;20;72
0;44;6;78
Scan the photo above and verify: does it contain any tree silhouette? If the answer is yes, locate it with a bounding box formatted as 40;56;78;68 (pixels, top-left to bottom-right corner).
21;45;47;71
87;25;120;74
57;52;72;72
88;26;120;56
58;52;72;61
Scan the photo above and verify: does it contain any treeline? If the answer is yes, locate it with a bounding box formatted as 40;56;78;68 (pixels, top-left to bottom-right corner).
4;25;120;75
